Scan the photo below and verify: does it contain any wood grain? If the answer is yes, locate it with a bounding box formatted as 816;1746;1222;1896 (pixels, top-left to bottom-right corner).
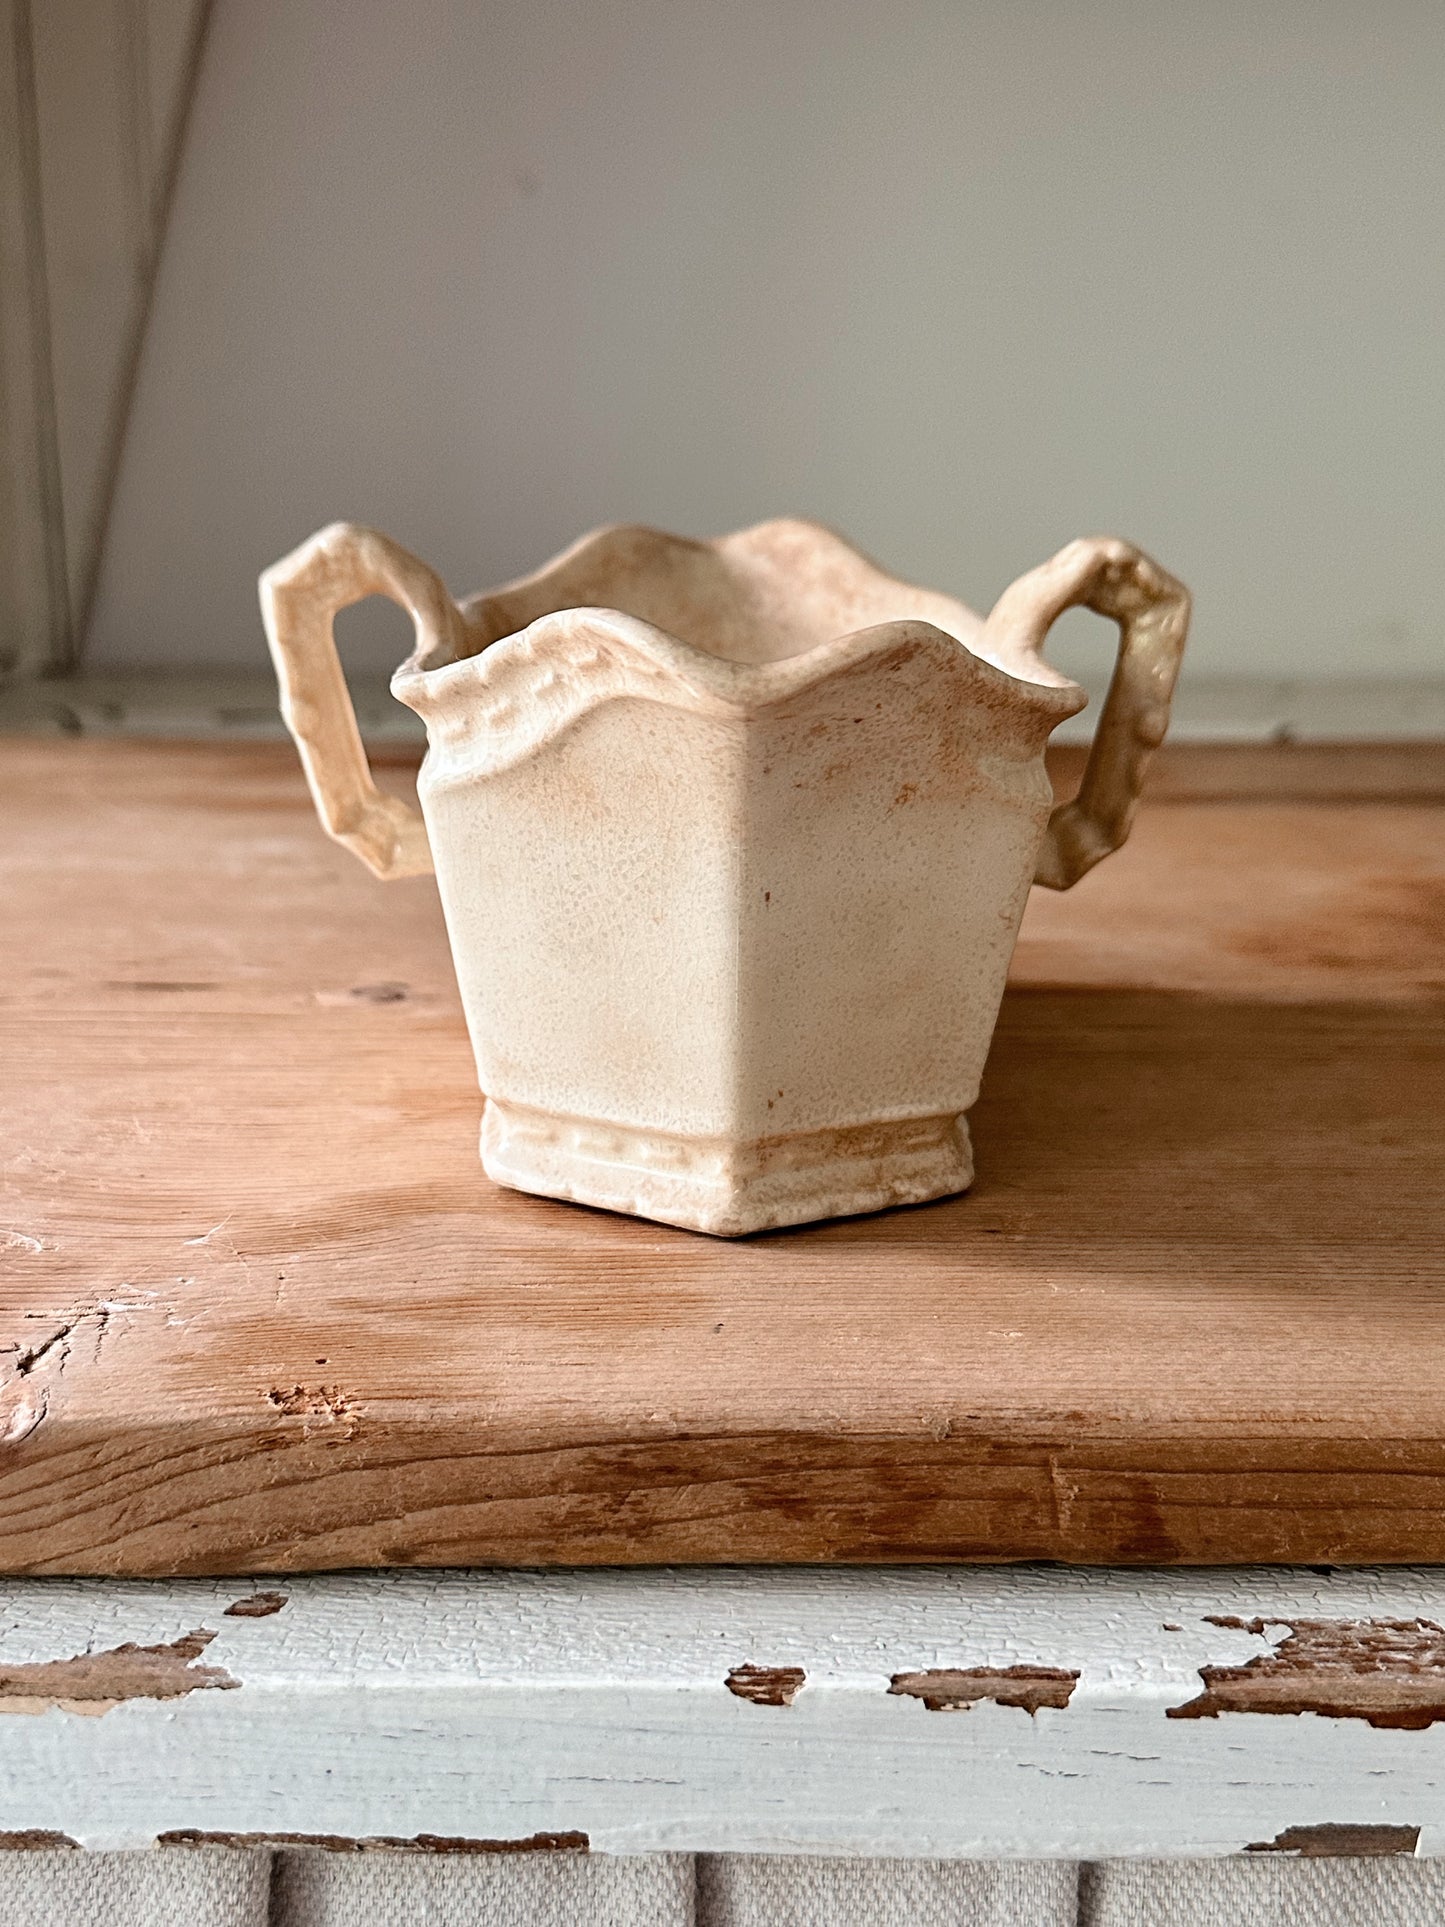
2;739;1443;1573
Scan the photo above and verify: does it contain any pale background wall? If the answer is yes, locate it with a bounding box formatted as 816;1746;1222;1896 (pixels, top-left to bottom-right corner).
0;0;207;677
85;0;1445;680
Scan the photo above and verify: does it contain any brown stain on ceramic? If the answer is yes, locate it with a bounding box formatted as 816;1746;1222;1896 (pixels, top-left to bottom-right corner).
1168;1617;1445;1729
224;1591;288;1618
889;1665;1078;1714
0;1629;238;1714
726;1663;806;1707
158;1829;588;1854
1246;1823;1420;1857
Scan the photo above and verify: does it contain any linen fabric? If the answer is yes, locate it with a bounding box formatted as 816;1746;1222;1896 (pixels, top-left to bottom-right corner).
1080;1857;1445;1927
3;1847;1442;1926
0;1845;271;1927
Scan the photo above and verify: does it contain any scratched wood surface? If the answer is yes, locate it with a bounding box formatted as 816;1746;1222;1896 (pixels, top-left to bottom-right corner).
1;738;1443;1574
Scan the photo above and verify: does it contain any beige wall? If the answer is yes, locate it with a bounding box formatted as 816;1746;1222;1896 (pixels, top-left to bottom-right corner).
0;0;206;676
87;0;1445;678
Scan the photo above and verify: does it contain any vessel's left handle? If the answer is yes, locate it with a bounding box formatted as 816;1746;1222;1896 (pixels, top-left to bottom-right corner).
260;523;465;879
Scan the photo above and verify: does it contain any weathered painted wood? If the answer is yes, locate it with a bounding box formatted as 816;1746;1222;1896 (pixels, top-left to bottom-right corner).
3;740;1444;1572
3;1568;1445;1857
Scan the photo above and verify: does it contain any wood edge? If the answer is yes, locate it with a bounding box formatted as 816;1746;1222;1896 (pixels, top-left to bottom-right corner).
8;1417;1445;1574
4;722;1443;796
1046;739;1445;802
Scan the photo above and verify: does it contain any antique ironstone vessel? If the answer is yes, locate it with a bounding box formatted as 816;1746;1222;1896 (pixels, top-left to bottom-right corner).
262;518;1189;1234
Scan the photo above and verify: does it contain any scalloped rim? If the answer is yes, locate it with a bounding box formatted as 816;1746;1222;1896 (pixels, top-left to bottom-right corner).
391;518;1087;713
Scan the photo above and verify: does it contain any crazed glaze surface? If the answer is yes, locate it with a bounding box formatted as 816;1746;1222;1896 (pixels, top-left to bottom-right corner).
261;518;1189;1234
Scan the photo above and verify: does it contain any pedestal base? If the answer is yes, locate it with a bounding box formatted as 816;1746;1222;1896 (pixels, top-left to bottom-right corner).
480;1100;974;1236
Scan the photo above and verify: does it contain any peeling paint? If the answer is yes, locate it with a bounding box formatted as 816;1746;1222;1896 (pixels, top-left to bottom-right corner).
0;1629;238;1715
1169;1617;1445;1730
726;1664;806;1707
224;1592;288;1619
1246;1823;1420;1857
158;1829;588;1854
889;1666;1078;1714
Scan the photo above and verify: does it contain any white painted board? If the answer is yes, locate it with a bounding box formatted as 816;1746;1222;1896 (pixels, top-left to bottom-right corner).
2;1567;1444;1858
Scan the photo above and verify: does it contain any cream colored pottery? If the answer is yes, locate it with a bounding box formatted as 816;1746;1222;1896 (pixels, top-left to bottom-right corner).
261;519;1189;1235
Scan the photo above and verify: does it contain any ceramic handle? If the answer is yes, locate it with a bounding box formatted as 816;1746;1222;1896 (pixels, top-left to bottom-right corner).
983;538;1191;890
260;523;467;879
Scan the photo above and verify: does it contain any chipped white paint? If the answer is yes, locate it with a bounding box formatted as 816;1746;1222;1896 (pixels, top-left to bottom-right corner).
2;1568;1445;1856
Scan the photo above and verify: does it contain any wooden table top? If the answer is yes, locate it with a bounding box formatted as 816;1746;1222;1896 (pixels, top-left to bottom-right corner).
2;738;1443;1573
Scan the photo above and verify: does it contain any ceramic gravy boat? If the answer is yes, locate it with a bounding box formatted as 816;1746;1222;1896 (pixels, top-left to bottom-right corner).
262;519;1189;1234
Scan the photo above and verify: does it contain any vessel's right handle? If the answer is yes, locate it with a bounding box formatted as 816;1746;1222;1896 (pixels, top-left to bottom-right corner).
983;538;1191;889
260;523;468;879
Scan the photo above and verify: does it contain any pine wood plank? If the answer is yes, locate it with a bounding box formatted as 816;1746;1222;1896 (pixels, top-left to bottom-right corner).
2;739;1443;1572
